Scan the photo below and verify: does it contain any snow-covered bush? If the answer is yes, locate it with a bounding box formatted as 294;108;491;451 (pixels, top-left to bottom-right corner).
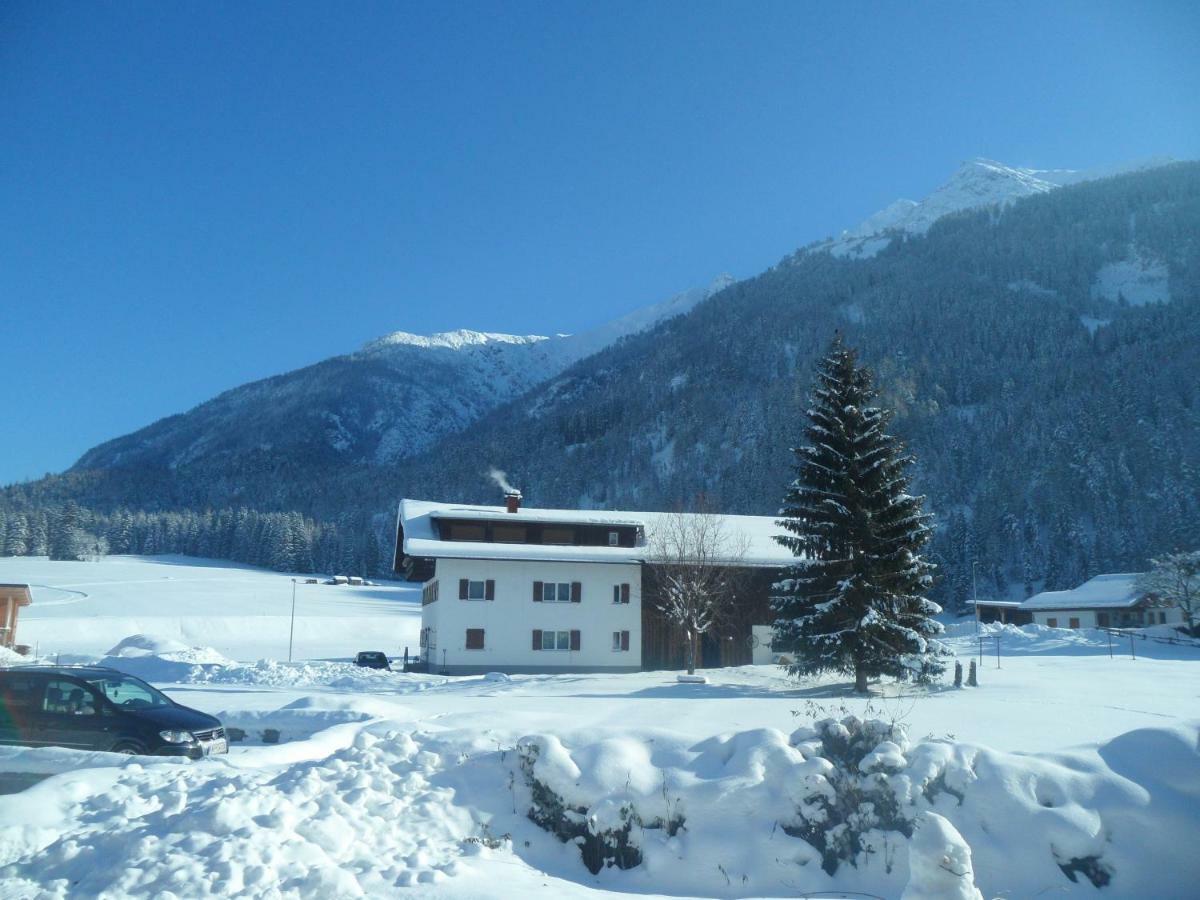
515;736;684;875
784;716;914;875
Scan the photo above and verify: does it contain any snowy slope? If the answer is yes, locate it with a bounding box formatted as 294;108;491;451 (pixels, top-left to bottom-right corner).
71;276;735;478
821;156;1177;258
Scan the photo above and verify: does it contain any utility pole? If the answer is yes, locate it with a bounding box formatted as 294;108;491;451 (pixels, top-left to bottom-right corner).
288;578;297;663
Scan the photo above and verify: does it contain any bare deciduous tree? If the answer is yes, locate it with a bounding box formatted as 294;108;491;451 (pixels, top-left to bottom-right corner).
1138;551;1200;635
648;510;749;675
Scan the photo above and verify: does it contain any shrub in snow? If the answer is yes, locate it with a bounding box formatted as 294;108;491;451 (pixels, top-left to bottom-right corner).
784;716;913;875
901;812;982;900
516;737;684;875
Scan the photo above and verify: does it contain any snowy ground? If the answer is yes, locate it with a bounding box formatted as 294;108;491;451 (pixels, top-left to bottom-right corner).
1;557;1198;898
6;555;422;662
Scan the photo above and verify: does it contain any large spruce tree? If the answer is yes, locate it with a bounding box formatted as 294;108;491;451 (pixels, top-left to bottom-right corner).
772;336;947;692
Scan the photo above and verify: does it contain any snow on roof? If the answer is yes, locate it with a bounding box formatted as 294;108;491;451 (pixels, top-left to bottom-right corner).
399;499;797;567
1020;573;1145;611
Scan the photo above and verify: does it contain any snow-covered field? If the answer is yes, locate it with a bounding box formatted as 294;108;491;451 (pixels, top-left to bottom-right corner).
1;557;1198;898
7;555;422;662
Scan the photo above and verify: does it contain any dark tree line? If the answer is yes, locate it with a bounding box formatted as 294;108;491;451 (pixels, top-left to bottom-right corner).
0;503;387;576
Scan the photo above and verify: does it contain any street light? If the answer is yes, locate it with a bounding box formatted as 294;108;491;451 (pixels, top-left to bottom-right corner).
972;560;979;634
288;578;297;663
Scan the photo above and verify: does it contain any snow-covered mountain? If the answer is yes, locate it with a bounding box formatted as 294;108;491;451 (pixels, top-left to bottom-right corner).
821;156;1177;259
71;275;736;476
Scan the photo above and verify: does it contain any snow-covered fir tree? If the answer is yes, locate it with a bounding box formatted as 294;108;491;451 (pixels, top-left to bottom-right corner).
772;336;948;692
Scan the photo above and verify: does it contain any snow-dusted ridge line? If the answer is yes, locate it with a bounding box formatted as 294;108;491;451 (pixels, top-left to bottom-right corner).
359;273;736;358
820;155;1181;259
361;328;553;353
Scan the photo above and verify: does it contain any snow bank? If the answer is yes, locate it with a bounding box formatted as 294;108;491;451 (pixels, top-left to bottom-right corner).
1;716;1197;897
0;727;476;897
902;812;982;900
0;646;26;666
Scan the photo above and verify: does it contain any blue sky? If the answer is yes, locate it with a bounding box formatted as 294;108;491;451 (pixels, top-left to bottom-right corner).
2;0;1198;484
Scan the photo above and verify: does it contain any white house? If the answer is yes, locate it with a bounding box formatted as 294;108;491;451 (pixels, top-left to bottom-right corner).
1001;573;1184;629
393;494;794;675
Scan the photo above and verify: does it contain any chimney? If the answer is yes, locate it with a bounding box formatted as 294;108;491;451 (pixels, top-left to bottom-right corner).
505;490;522;514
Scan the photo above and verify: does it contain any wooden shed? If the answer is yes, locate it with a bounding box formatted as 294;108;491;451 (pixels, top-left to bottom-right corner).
0;584;32;650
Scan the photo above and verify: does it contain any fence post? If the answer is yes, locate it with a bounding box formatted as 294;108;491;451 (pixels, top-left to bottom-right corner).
994;636;1001;669
954;660;963;687
1130;633;1136;661
967;659;978;687
978;636;984;667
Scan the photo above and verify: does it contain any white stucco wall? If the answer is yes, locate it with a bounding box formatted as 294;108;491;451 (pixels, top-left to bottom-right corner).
420;557;643;673
1032;610;1098;628
1031;607;1186;629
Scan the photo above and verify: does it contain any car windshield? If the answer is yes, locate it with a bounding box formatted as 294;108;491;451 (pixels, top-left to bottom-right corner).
360;653;385;661
85;673;173;709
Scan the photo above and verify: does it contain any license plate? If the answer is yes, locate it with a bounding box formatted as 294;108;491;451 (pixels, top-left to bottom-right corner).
204;738;228;755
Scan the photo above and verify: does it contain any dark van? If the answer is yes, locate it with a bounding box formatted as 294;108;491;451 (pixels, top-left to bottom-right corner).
0;666;227;758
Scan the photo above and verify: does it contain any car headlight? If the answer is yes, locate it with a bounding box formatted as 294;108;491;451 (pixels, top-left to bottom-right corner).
159;730;195;744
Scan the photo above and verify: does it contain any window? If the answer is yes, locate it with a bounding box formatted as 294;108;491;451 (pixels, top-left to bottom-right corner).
542;527;575;545
611;630;630;651
447;523;486;542
492;525;527;544
44;679;100;716
534;581;580;603
422;580;439;606
608;531;619;547
612;583;631;604
86;674;170;709
542;630;569;650
459;579;495;601
1069;617;1080;629
533;629;581;651
465;629;485;650
1047;617;1058;628
0;675;41;710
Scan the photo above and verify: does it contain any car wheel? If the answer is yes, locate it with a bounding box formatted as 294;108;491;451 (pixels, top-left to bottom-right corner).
110;741;143;756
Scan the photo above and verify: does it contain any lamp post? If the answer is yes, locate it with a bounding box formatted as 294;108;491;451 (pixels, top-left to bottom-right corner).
972;560;979;634
288;578;297;663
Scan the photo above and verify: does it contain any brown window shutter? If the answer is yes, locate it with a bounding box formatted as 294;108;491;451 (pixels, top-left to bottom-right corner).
571;582;582;603
620;630;629;651
532;581;543;602
485;579;495;601
570;629;581;651
620;583;630;604
458;579;468;600
532;629;542;650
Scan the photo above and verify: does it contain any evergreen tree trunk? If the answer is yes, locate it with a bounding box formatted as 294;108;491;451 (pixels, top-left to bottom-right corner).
854;665;868;694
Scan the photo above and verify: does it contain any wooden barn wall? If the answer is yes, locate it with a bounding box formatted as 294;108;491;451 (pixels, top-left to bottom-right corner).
640;567;781;671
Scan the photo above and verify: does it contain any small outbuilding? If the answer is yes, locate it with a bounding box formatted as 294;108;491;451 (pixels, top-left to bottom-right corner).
1022;573;1178;629
0;584;33;649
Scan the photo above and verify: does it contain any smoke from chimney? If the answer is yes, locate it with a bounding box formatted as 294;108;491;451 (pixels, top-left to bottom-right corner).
486;467;517;494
